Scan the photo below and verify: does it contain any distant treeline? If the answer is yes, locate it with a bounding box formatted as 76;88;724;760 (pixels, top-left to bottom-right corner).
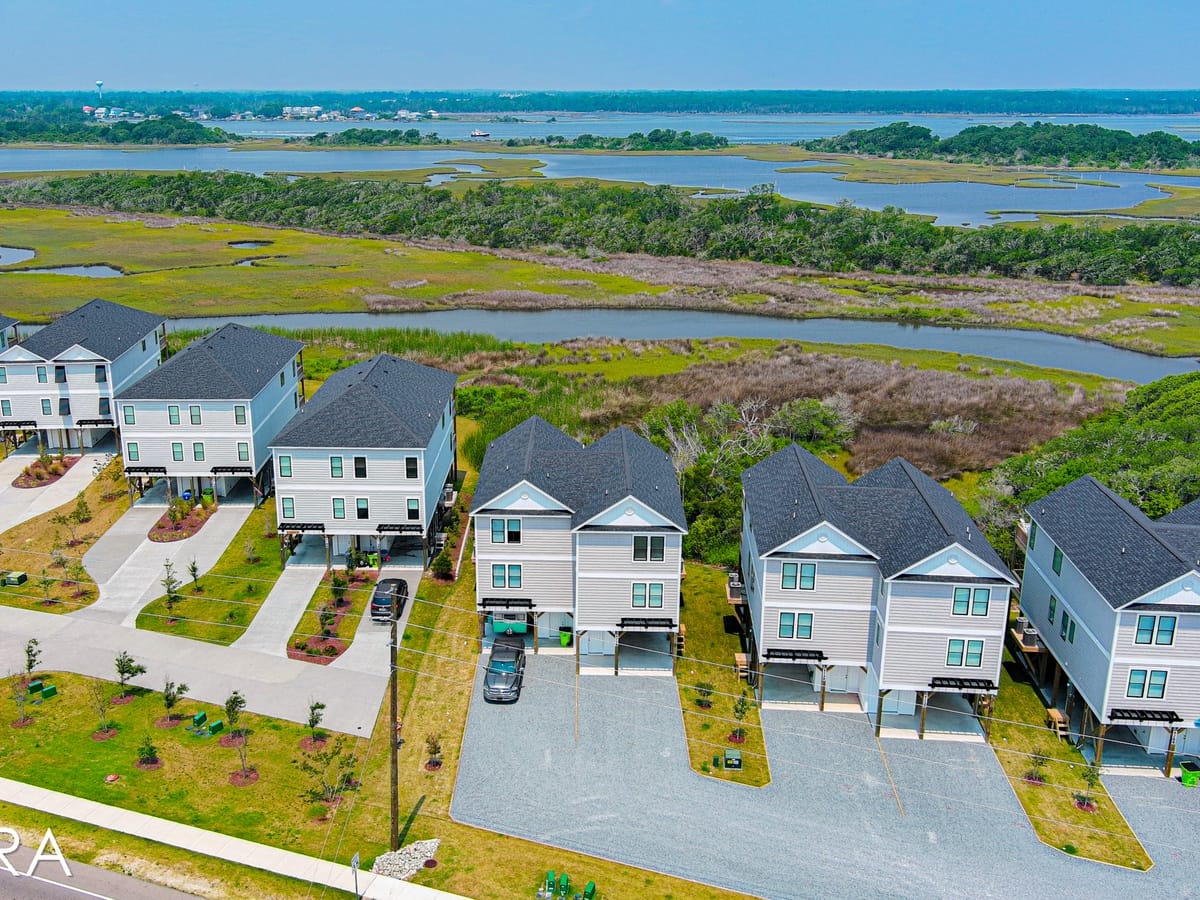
299;128;450;146
0;115;238;145
3;172;1199;286
305;127;728;151
5;89;1200;117
804;121;1200;169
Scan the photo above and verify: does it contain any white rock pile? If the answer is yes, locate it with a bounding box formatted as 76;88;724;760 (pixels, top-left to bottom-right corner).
371;839;440;880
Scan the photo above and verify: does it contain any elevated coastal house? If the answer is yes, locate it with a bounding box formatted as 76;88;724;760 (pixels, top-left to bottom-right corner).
470;416;687;672
0;299;165;450
1021;477;1200;774
741;445;1016;736
116;323;304;504
270;354;458;567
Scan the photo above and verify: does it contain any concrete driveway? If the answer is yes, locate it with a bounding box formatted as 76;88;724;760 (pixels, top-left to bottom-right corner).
0;441;109;534
452;655;1198;899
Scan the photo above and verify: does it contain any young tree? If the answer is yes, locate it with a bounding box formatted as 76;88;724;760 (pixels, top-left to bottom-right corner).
37;570;55;606
51;512;79;547
224;689;246;738
424;733;443;765
137;733;159;765
68;560;89;598
731;692;750;742
307;699;326;742
88;681;113;734
73;491;92;524
293;736;358;803
187;558;201;592
243;537;259;565
114;650;147;697
693;681;715;709
161;560;181;614
24;638;41;679
1077;763;1102;808
162;678;189;722
9;673;30;726
329;572;347;605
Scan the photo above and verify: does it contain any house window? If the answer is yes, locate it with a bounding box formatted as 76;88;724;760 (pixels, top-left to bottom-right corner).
189;405;201;425
281;497;295;519
971;588;990;616
126;442;139;461
234;405;246;425
408;499;420;521
799;563;815;589
354;456;367;478
633;583;662;607
237;442;249;462
875;620;881;648
491;519;520;543
779;611;794;638
1060;612;1076;643
192;442;205;462
1028;520;1037;550
1052;546;1063;575
98;397;110;417
278;456;291;477
1135;614;1176;646
171;442;184;462
41;399;52;415
952;587;971;616
796;612;812;638
1048;594;1057;624
279;371;285;387
123;405;135;425
58;398;70;416
0;367;6;383
332;498;345;519
406;456;418;479
1127;669;1168;699
54;365;66;384
947;639;964;666
330;457;343;478
95;365;107;383
168;405;180;425
633;535;665;561
964;640;984;667
648;583;663;608
36;366;47;383
492;564;521;589
356;498;369;520
0;400;9;416
141;338;146;352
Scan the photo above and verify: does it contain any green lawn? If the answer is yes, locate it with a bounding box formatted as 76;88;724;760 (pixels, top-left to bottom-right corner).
136;503;283;644
287;568;376;661
677;564;770;787
0;456;128;613
990;653;1151;869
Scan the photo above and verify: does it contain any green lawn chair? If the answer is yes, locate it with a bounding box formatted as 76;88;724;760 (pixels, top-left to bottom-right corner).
583;881;596;900
558;872;569;898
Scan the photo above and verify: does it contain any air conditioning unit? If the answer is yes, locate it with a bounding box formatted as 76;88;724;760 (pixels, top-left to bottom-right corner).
441;486;456;507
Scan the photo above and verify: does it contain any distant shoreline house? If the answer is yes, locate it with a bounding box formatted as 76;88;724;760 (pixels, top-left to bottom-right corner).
270;354;458;567
470;416;687;671
0;299;165;451
1020;476;1200;773
740;445;1016;735
116;323;304;504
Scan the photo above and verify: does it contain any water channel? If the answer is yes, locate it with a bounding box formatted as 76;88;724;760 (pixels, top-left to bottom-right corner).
168;309;1196;384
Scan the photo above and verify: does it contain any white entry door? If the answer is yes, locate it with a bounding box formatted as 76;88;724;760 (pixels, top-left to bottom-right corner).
582;632;615;655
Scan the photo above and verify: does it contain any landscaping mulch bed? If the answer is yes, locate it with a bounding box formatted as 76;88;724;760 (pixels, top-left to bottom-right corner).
218;733;246;749
1074;799;1098;813
288;637;348;665
154;715;183;729
229;770;259;787
10;718;33;729
727;733;747;744
299;736;328;752
135;759;164;771
148;505;215;542
92;728;118;741
12;454;83;489
111;694;135;706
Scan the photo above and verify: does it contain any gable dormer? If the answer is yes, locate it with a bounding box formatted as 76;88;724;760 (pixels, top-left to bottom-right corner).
768;521;875;558
477;480;570;514
893;543;1016;584
577;495;680;530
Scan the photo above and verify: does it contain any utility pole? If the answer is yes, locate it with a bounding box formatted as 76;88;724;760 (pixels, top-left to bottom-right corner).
390;592;400;851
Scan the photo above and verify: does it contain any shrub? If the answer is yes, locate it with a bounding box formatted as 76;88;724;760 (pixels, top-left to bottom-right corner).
430;551;453;579
137;733;159;765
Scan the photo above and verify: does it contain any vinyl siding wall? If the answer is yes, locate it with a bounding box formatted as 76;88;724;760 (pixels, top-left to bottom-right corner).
277;448;429;534
422;399;456;520
249;359;303;466
473;513;574;612
120;399;258;476
758;557;875;666
1109;609;1200;723
879;581;1008;692
109;329;165;392
575;530;682;630
0;360;116;432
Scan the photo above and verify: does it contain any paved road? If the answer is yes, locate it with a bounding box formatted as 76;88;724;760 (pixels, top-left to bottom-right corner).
0;842;194;899
78;500;253;627
452;654;1199;900
0;605;386;735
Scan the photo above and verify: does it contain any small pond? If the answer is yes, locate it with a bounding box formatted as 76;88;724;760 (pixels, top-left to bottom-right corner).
228;240;274;249
0;246;36;266
4;264;124;278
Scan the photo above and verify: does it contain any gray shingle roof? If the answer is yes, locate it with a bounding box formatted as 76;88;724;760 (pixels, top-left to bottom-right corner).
18;299;163;362
1028;476;1199;608
117;323;303;401
743;446;1012;581
1160;497;1200;527
272;354;456;450
472;417;686;530
0;315;17;330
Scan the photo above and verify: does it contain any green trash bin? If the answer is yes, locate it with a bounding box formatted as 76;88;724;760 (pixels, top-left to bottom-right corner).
1181;760;1200;787
559;627;572;648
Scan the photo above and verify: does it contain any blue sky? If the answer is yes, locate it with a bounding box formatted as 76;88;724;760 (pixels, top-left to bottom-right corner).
3;0;1197;91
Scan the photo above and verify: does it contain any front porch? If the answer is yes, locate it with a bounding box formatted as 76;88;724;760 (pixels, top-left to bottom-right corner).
760;662;862;711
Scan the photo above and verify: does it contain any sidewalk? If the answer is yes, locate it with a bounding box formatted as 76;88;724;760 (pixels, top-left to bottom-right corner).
233;565;325;654
0;777;464;899
0;605;387;734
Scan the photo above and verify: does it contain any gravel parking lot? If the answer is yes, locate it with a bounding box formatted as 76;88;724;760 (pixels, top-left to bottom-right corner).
452;655;1199;899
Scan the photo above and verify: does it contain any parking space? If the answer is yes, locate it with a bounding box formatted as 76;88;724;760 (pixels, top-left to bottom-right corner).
454;654;1198;898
